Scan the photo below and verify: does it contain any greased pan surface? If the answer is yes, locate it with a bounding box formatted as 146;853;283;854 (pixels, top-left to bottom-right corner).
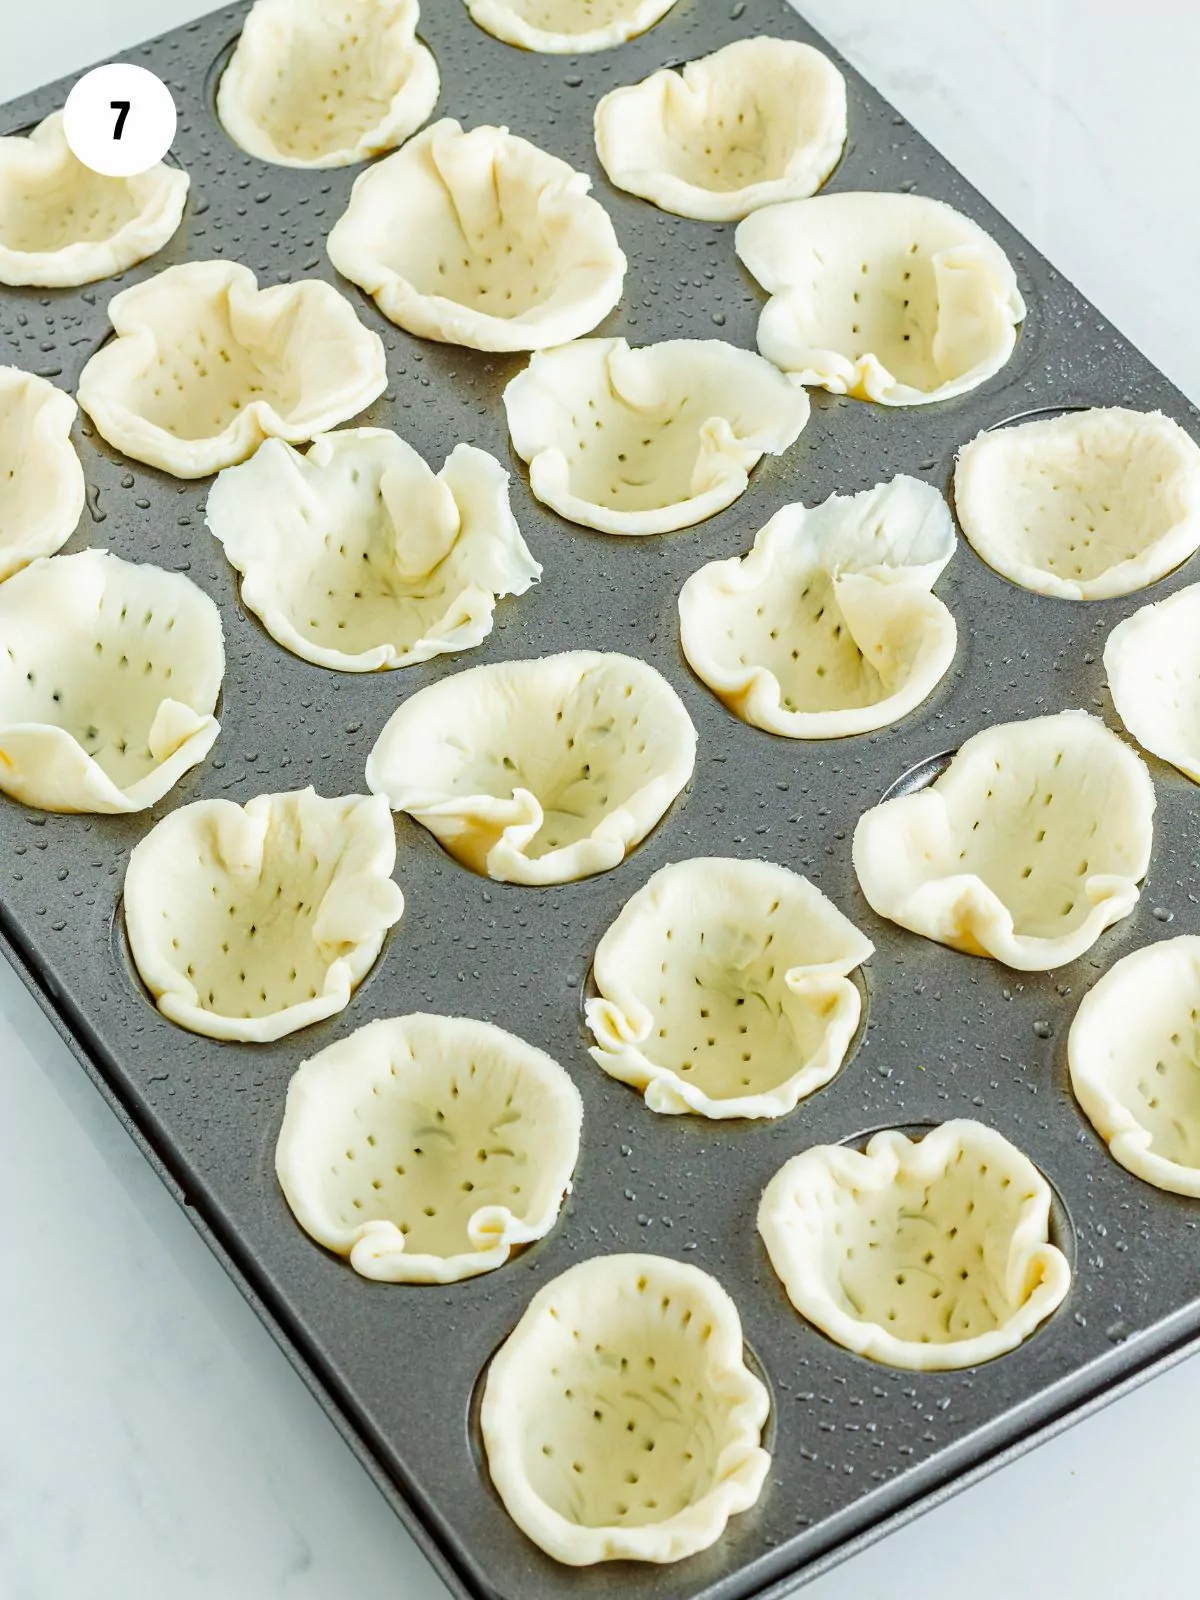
3;4;1200;1597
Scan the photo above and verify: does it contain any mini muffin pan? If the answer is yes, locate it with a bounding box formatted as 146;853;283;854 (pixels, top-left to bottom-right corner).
3;3;1200;1597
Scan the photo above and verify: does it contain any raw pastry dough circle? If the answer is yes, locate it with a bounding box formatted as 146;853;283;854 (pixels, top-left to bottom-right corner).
1105;582;1200;782
954;408;1200;601
0;550;223;814
276;1013;582;1281
0;367;85;582
678;475;957;737
205;428;541;672
0;111;188;288
1070;937;1200;1197
586;857;873;1119
464;0;679;54
365;650;697;885
503;337;810;535
594;38;847;222
735;191;1025;405
76;260;387;479
853;711;1154;971
327;119;626;352
217;0;439;168
481;1253;770;1565
124;788;404;1042
759;1121;1071;1371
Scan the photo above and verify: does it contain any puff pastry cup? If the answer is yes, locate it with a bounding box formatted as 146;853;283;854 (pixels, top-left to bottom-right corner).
276;1013;582;1281
0;550;223;814
594;38;847;221
586;857;872;1119
217;0;439;168
736;192;1025;405
481;1254;770;1564
0;367;84;582
464;0;680;54
503;337;810;534
1069;937;1200;1197
0;111;188;288
954;408;1200;600
679;475;957;737
205;428;540;671
1105;583;1200;782
853;711;1154;971
366;651;697;884
327;119;626;352
124;788;404;1042
76;260;387;478
759;1120;1071;1371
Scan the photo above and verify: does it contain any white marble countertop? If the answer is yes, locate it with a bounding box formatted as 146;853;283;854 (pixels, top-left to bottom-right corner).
2;3;1198;1596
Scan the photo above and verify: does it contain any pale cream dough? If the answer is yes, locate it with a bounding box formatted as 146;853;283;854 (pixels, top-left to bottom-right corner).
735;191;1024;405
0;111;187;288
1069;937;1200;1198
678;475;957;737
327;119;626;352
76;260;387;478
0;549;223;813
0;367;84;582
218;0;439;168
852;711;1154;970
205;428;540;671
759;1120;1071;1370
586;857;872;1119
1105;582;1200;782
464;0;679;54
365;651;696;884
503;336;810;534
595;37;846;221
954;408;1200;600
276;1013;582;1281
481;1254;770;1564
124;787;404;1042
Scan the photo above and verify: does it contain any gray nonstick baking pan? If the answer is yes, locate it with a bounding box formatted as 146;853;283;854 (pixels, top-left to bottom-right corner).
4;3;1200;1597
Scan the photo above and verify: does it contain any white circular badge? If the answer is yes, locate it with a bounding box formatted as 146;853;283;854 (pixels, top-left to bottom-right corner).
62;63;177;178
